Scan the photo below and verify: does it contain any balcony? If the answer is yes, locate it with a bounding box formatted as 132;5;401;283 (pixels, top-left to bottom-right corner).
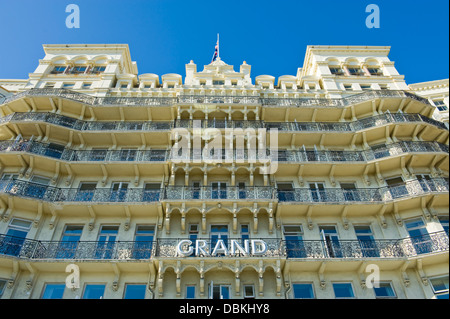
284;231;449;259
1;232;447;261
0;177;447;205
3;138;445;166
277;178;449;203
261;90;430;108
164;186;276;201
0;179;162;203
1;89;430;109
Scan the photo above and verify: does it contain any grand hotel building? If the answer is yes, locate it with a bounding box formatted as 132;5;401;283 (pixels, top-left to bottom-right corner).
0;44;448;299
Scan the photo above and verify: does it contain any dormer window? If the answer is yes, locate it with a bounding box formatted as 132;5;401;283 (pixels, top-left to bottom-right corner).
347;68;364;76
329;67;345;75
368;68;383;76
120;83;128;89
167;84;175;89
91;66;106;74
434;100;448;112
51;66;67;74
70;66;87;74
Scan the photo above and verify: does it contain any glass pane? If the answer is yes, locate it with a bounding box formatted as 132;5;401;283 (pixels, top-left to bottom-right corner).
333;283;355;298
430;277;449;293
374;283;396;298
124;284;146;299
42;284;65;299
293;283;314;299
83;284;105;299
221;286;230;299
186;286;196;299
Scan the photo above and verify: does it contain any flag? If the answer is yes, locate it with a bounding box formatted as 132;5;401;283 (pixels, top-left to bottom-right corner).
211;35;219;62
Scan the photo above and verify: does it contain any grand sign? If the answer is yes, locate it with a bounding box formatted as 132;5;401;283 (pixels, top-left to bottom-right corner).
176;239;268;257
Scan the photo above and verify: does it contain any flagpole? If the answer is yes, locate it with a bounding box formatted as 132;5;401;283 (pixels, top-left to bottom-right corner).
217;33;220;59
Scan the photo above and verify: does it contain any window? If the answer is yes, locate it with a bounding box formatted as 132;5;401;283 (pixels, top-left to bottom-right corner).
373;282;396;299
51;66;66;74
41;283;65;299
405;218;433;255
133;225;154;259
120;83;128;89
189;224;199;242
62;83;75;89
82;284;106;299
367;68;383;76
283;225;305;258
332;283;355;298
167;84;175;88
360;85;371;91
293;283;315;299
434;100;448;112
70;66;87;74
355;225;379;257
75;182;96;201
91;66;106;74
1;173;18;181
329;67;345;75
56;225;83;258
213;80;224;85
341;182;359;201
430;276;449;299
344;84;353;91
209;284;230;299
309;182;327;202
277;182;295;201
243;285;255;299
241;224;250;241
186;285;196;299
143;183;161;201
110;182;129;202
379;84;388;90
44;82;55;88
82;82;92;89
0;279;7;298
95;225;119;259
438;216;449;234
231;80;238;86
2;218;32;257
319;225;343;258
347;68;364;76
123;284;146;299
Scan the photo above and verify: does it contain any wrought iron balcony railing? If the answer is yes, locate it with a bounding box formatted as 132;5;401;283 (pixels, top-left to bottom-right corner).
163;186;276;200
284;231;449;259
0;179;162;203
1;111;446;133
276;177;449;203
1;232;447;261
0;177;447;204
2;138;446;165
1;88;430;108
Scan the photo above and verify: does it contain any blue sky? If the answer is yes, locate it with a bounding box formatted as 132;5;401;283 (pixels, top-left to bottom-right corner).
0;0;448;84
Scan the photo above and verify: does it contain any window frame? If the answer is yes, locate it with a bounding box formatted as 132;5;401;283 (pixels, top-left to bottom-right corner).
292;283;315;299
373;282;397;299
